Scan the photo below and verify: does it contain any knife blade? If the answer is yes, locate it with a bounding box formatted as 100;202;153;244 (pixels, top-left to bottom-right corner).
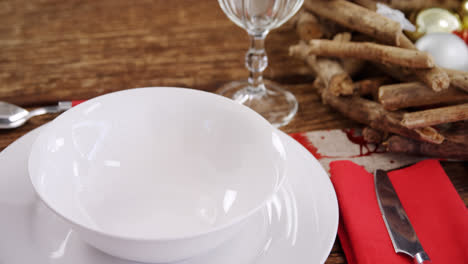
374;169;431;264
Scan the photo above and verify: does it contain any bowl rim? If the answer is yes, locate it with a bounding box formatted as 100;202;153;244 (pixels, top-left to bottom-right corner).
28;87;287;242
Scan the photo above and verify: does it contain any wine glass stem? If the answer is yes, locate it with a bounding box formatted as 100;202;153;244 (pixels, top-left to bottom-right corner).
245;33;268;95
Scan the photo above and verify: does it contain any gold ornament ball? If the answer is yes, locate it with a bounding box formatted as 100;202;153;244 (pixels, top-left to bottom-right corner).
407;8;462;41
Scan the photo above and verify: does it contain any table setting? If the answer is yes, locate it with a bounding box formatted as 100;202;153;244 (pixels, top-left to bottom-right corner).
0;0;467;264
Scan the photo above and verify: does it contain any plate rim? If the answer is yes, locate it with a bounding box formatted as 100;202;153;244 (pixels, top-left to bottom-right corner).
277;129;339;264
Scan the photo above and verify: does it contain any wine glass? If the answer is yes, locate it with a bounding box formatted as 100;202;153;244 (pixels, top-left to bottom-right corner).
218;0;303;127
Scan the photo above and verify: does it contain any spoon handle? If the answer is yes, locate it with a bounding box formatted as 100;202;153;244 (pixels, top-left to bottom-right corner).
57;100;86;111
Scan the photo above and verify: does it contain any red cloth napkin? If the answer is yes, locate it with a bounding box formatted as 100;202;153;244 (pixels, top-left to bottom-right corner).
330;160;468;264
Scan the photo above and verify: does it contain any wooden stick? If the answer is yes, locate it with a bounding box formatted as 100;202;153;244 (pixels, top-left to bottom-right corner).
313;58;354;96
385;0;460;12
294;38;444;144
296;12;323;42
321;89;444;144
379;82;468;110
442;121;468;145
401;103;468;129
445;68;468;93
332;32;351;42
375;63;413;81
307;0;450;90
294;10;344;40
289;42;354;96
354;0;460;12
326;70;355;96
385;135;468;160
316;17;349;39
332;32;365;77
342;58;366;77
353;0;378;10
397;33;415;49
398;33;450;92
317;33;356;96
313;77;326;94
355;77;392;98
363;127;386;143
304;0;450;91
304;0;402;45
413;67;451;92
376;60;450;92
306;40;434;68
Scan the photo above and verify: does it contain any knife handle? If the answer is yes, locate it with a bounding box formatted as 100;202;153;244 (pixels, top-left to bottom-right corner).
414;252;431;264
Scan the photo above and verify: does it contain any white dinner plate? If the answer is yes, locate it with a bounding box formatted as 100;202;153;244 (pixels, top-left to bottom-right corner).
0;125;338;264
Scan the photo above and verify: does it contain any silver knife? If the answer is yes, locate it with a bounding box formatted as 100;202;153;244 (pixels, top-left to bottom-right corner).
374;169;432;264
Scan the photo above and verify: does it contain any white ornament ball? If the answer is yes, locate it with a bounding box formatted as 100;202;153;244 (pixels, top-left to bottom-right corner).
415;33;468;71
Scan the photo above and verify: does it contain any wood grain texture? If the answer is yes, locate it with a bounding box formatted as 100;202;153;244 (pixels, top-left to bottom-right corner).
0;0;310;106
0;1;466;263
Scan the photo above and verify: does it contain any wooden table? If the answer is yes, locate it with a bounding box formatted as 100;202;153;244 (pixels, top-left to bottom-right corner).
1;1;466;263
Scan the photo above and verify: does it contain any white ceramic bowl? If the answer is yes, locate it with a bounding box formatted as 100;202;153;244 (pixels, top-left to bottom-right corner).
28;87;286;263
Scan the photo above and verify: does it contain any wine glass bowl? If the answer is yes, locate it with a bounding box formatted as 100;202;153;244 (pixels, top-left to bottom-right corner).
218;0;303;34
218;0;303;127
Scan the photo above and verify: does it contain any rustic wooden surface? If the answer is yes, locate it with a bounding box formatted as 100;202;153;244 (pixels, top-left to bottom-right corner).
0;1;466;263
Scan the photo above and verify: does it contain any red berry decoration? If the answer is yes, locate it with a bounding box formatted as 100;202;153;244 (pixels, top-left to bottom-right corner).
453;29;468;45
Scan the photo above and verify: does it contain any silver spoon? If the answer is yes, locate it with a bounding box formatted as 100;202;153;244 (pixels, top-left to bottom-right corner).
0;100;84;129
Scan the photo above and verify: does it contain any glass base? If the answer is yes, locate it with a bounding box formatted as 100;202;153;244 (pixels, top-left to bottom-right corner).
217;80;298;128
